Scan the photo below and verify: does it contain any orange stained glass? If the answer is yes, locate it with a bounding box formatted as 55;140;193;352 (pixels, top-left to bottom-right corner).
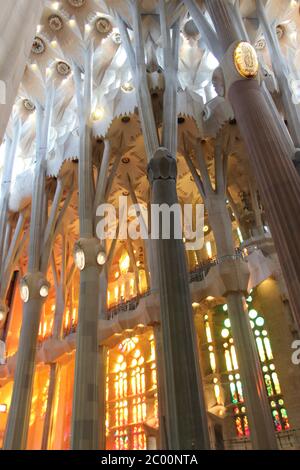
0;381;13;448
106;328;158;450
27;364;51;450
48;352;75;450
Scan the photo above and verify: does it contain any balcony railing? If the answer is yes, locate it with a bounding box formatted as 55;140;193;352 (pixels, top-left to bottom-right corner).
35;249;248;340
224;428;300;450
106;290;152;320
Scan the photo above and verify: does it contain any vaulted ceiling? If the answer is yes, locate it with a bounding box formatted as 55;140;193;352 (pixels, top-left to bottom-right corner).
0;0;299;232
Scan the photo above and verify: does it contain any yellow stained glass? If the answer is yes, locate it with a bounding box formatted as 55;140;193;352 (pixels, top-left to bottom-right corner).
209;352;216;373
256;337;266;362
205;322;213;343
225;349;233;372
264;337;273;360
106;330;157;450
230;345;239;370
214;383;221;404
272;372;281;394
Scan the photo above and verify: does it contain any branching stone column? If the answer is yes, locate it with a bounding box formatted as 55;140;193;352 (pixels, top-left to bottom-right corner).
0;121;21;272
3;87;55;449
117;2;209;448
256;0;300;150
0;211;27;293
226;77;300;331
185;0;300;333
148;148;209;450
3;273;48;449
72;238;103;449
71;42;108;449
183;132;277;449
0;122;24;334
209;204;278;450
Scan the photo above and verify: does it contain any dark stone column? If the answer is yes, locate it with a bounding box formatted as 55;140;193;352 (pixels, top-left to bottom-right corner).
205;0;300;332
153;324;167;449
228;79;300;331
207;197;278;449
71;239;101;450
147;148;210;450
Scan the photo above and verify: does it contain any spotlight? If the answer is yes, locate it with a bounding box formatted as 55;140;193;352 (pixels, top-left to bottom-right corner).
74;248;86;271
97;249;107;266
20;280;30;303
39;284;49;298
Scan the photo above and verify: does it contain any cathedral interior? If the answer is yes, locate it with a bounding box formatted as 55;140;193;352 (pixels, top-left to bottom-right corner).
0;0;300;451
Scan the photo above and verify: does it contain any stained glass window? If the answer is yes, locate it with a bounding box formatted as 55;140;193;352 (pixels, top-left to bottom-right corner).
106;329;158;450
211;292;290;438
204;314;223;405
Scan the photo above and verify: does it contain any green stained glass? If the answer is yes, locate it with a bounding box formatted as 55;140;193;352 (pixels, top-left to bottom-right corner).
230;382;238;404
264;374;274;397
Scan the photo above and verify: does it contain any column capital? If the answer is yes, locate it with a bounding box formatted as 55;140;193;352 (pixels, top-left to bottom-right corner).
74;237;106;271
218;257;249;294
147;147;177;185
20;272;50;302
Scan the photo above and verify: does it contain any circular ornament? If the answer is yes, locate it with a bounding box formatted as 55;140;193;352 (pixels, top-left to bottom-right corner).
48;14;63;32
96;17;112;34
23;99;36;112
32;36;45;54
234;41;259;79
56;61;71;76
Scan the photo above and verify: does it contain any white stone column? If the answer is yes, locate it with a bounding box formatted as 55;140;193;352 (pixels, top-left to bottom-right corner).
71;43;106;449
148;148;210;450
3;274;47;449
3;89;54;449
0;121;20;271
71;239;102;449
